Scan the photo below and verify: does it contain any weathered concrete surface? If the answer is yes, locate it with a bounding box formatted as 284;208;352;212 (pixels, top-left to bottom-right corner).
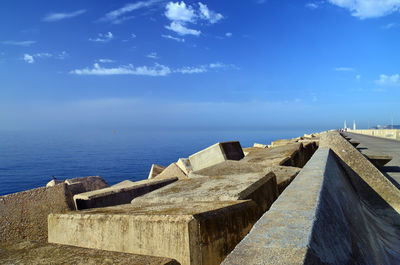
132;171;278;217
189;160;300;194
154;163;187;180
148;164;166;179
348;128;400;140
65;176;109;192
74;177;178;210
0;184;74;243
222;148;400;265
189;142;244;171
344;132;400;188
48;200;258;265
0;240;180;265
176;158;192;175
321;132;400;212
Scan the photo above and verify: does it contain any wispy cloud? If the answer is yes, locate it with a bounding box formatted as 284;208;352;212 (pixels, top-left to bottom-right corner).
97;59;115;63
335;67;355;72
161;34;185;42
146;52;159;59
382;22;400;29
198;2;223;24
306;2;319;9
225;32;232;37
23;54;34;64
100;0;162;24
375;74;400;87
43;9;86;22
165;21;200;36
1;40;36;46
70;61;236;76
327;0;400;19
89;32;114;42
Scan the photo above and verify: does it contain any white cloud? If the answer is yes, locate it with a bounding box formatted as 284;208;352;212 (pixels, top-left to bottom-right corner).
165;21;201;36
327;0;400;19
89;32;114;42
165;1;196;22
306;3;319;9
43;9;86;22
70;63;171;76
375;74;400;86
225;32;232;37
175;66;207;74
161;34;185;42
382;22;399;29
198;2;223;24
335;67;355;71
100;0;161;24
98;59;115;63
23;54;34;64
1;40;36;46
147;52;159;59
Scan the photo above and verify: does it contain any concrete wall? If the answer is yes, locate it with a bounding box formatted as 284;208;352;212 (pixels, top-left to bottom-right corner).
0;183;74;242
348;129;400;140
222;147;400;264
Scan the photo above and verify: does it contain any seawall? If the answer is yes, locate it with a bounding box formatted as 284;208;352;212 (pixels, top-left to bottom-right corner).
348;129;400;140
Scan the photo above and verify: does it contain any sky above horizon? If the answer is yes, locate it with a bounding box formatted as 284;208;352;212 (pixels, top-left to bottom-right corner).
1;0;400;132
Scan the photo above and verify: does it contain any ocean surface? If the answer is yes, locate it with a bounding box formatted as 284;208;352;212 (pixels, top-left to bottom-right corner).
0;129;311;196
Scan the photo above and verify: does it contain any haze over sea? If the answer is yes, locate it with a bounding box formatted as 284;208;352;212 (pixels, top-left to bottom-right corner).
0;128;316;196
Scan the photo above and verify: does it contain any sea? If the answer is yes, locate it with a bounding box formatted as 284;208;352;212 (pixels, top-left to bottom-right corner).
0;128;313;196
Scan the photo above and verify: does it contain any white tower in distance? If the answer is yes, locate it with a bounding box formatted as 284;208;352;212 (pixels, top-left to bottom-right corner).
353;120;356;130
344;120;347;130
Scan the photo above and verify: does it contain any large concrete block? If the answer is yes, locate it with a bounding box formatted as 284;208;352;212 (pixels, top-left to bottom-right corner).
132;171;278;217
48;200;259;265
189;141;244;171
176;158;193;175
148;164;166;179
74;177;178;210
154;163;187;180
222;148;400;265
65;176;109;195
0;240;180;265
0;184;74;243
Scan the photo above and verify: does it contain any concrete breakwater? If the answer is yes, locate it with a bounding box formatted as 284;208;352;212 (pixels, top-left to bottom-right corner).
1;131;400;264
348;128;400;140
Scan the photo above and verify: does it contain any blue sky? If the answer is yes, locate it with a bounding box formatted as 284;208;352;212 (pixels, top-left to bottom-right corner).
1;0;400;132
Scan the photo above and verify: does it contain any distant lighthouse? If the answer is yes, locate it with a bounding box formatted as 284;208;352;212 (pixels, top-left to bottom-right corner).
344;120;347;130
353;120;356;130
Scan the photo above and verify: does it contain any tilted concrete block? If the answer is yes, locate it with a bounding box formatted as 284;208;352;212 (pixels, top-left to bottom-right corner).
46;179;64;187
65;176;109;193
48;200;259;265
73;177;178;210
148;164;166;179
189;141;244;171
154;163;187;180
176;158;193;175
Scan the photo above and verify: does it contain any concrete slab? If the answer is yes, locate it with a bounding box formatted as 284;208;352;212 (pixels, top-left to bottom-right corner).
74;177;178;210
364;154;392;168
321;132;400;212
189;160;300;194
176;158;193;175
189;142;244;171
48;200;259;265
65;176;109;192
154;163;187;180
148;164;166;179
131;171;278;217
0;240;179;265
222;148;400;265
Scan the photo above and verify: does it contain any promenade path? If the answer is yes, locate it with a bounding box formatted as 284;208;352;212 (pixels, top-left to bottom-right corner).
343;132;400;189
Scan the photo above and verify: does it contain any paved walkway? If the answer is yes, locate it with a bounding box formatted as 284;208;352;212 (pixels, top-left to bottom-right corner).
343;132;400;189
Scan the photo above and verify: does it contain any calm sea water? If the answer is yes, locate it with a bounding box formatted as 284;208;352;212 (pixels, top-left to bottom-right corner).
0;129;309;196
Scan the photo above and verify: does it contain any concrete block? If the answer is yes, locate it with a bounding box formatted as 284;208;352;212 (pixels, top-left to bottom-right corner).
65;176;109;193
176;158;193;175
253;143;268;148
73;177;178;210
189;141;244;171
271;139;296;146
148;164;166;179
364;154;392;168
45;179;63;187
154;163;187;180
222;148;400;265
48;200;259;265
133;171;278;217
0;184;74;243
0;240;180;265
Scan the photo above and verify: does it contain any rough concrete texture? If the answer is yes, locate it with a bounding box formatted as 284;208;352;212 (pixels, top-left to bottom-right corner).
222;148;400;265
189;141;244;171
176;158;193;175
189;160;300;194
349;129;400;140
48;200;259;265
321;131;400;212
132;171;278;217
241;142;317;168
0;183;74;243
74;177;178;210
148;164;166;179
0;240;180;265
65;176;109;192
154;163;187;180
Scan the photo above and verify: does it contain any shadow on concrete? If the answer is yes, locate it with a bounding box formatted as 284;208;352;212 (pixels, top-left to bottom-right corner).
356;147;368;151
304;151;400;264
